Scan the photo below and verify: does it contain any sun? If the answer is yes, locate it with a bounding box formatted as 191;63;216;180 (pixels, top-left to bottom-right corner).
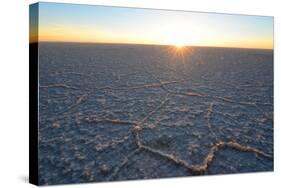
175;44;184;48
173;42;187;50
164;40;194;64
171;39;187;49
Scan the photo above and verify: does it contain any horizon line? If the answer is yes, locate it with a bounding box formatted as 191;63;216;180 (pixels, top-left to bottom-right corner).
30;41;274;50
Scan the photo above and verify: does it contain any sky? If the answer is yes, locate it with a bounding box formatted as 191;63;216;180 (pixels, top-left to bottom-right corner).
30;2;274;49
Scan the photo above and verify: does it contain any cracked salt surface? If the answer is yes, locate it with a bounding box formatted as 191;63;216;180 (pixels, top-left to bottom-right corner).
38;43;273;185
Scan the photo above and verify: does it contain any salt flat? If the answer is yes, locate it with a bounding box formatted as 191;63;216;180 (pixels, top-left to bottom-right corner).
38;43;273;185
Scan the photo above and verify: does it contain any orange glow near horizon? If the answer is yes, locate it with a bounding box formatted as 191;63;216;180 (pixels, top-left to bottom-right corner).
36;28;273;50
35;24;273;49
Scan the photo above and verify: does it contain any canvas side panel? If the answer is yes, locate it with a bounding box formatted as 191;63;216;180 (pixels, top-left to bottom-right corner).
29;3;39;186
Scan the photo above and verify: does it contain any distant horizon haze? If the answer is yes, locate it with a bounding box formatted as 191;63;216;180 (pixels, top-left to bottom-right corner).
30;41;273;51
